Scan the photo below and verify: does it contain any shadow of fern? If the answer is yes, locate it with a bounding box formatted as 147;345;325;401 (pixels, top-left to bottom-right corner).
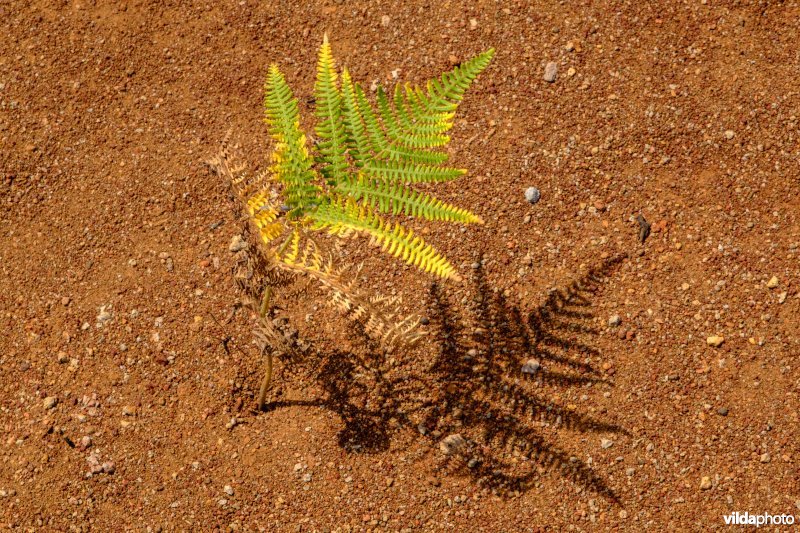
266;350;399;454
254;253;628;502
417;253;628;502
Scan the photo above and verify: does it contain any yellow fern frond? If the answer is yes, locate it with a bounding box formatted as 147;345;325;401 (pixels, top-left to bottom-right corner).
309;197;461;281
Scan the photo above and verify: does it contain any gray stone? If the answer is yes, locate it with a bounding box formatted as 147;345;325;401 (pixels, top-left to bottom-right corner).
543;62;558;82
524;187;541;204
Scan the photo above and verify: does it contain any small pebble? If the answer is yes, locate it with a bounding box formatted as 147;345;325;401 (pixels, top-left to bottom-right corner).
96;306;112;325
760;453;770;463
600;438;613;449
224;485;234;496
43;397;58;410
380;15;390;27
724;130;735;140
636;214;651;243
521;359;541;375
524;187;541;205
608;315;621;327
700;476;712;490
439;434;466;456
706;335;724;348
229;235;247;252
543;62;558;82
717;407;729;416
766;276;779;289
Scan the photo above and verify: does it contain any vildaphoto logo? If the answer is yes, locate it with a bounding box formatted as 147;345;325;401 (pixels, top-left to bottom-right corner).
723;512;796;527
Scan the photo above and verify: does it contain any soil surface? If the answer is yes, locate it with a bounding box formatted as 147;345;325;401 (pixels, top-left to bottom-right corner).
2;1;800;531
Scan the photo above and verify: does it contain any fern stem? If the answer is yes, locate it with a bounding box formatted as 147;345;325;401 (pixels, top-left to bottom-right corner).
258;352;273;411
259;287;272;318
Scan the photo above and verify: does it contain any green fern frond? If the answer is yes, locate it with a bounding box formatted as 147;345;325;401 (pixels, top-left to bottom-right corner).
354;83;391;156
362;159;465;183
313;35;349;185
337;174;483;224
254;40;493;282
377;87;450;148
309;197;461;280
340;69;372;167
417;48;495;117
264;64;320;213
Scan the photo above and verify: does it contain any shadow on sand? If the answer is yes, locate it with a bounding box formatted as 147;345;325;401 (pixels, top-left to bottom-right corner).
248;253;629;502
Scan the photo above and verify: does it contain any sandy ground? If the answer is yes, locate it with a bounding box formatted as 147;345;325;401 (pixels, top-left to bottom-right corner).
2;1;799;531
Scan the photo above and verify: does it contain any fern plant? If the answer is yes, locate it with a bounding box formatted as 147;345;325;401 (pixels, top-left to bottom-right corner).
210;36;493;408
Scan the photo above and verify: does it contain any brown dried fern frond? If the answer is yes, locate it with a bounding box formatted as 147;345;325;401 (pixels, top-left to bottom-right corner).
209;138;424;408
